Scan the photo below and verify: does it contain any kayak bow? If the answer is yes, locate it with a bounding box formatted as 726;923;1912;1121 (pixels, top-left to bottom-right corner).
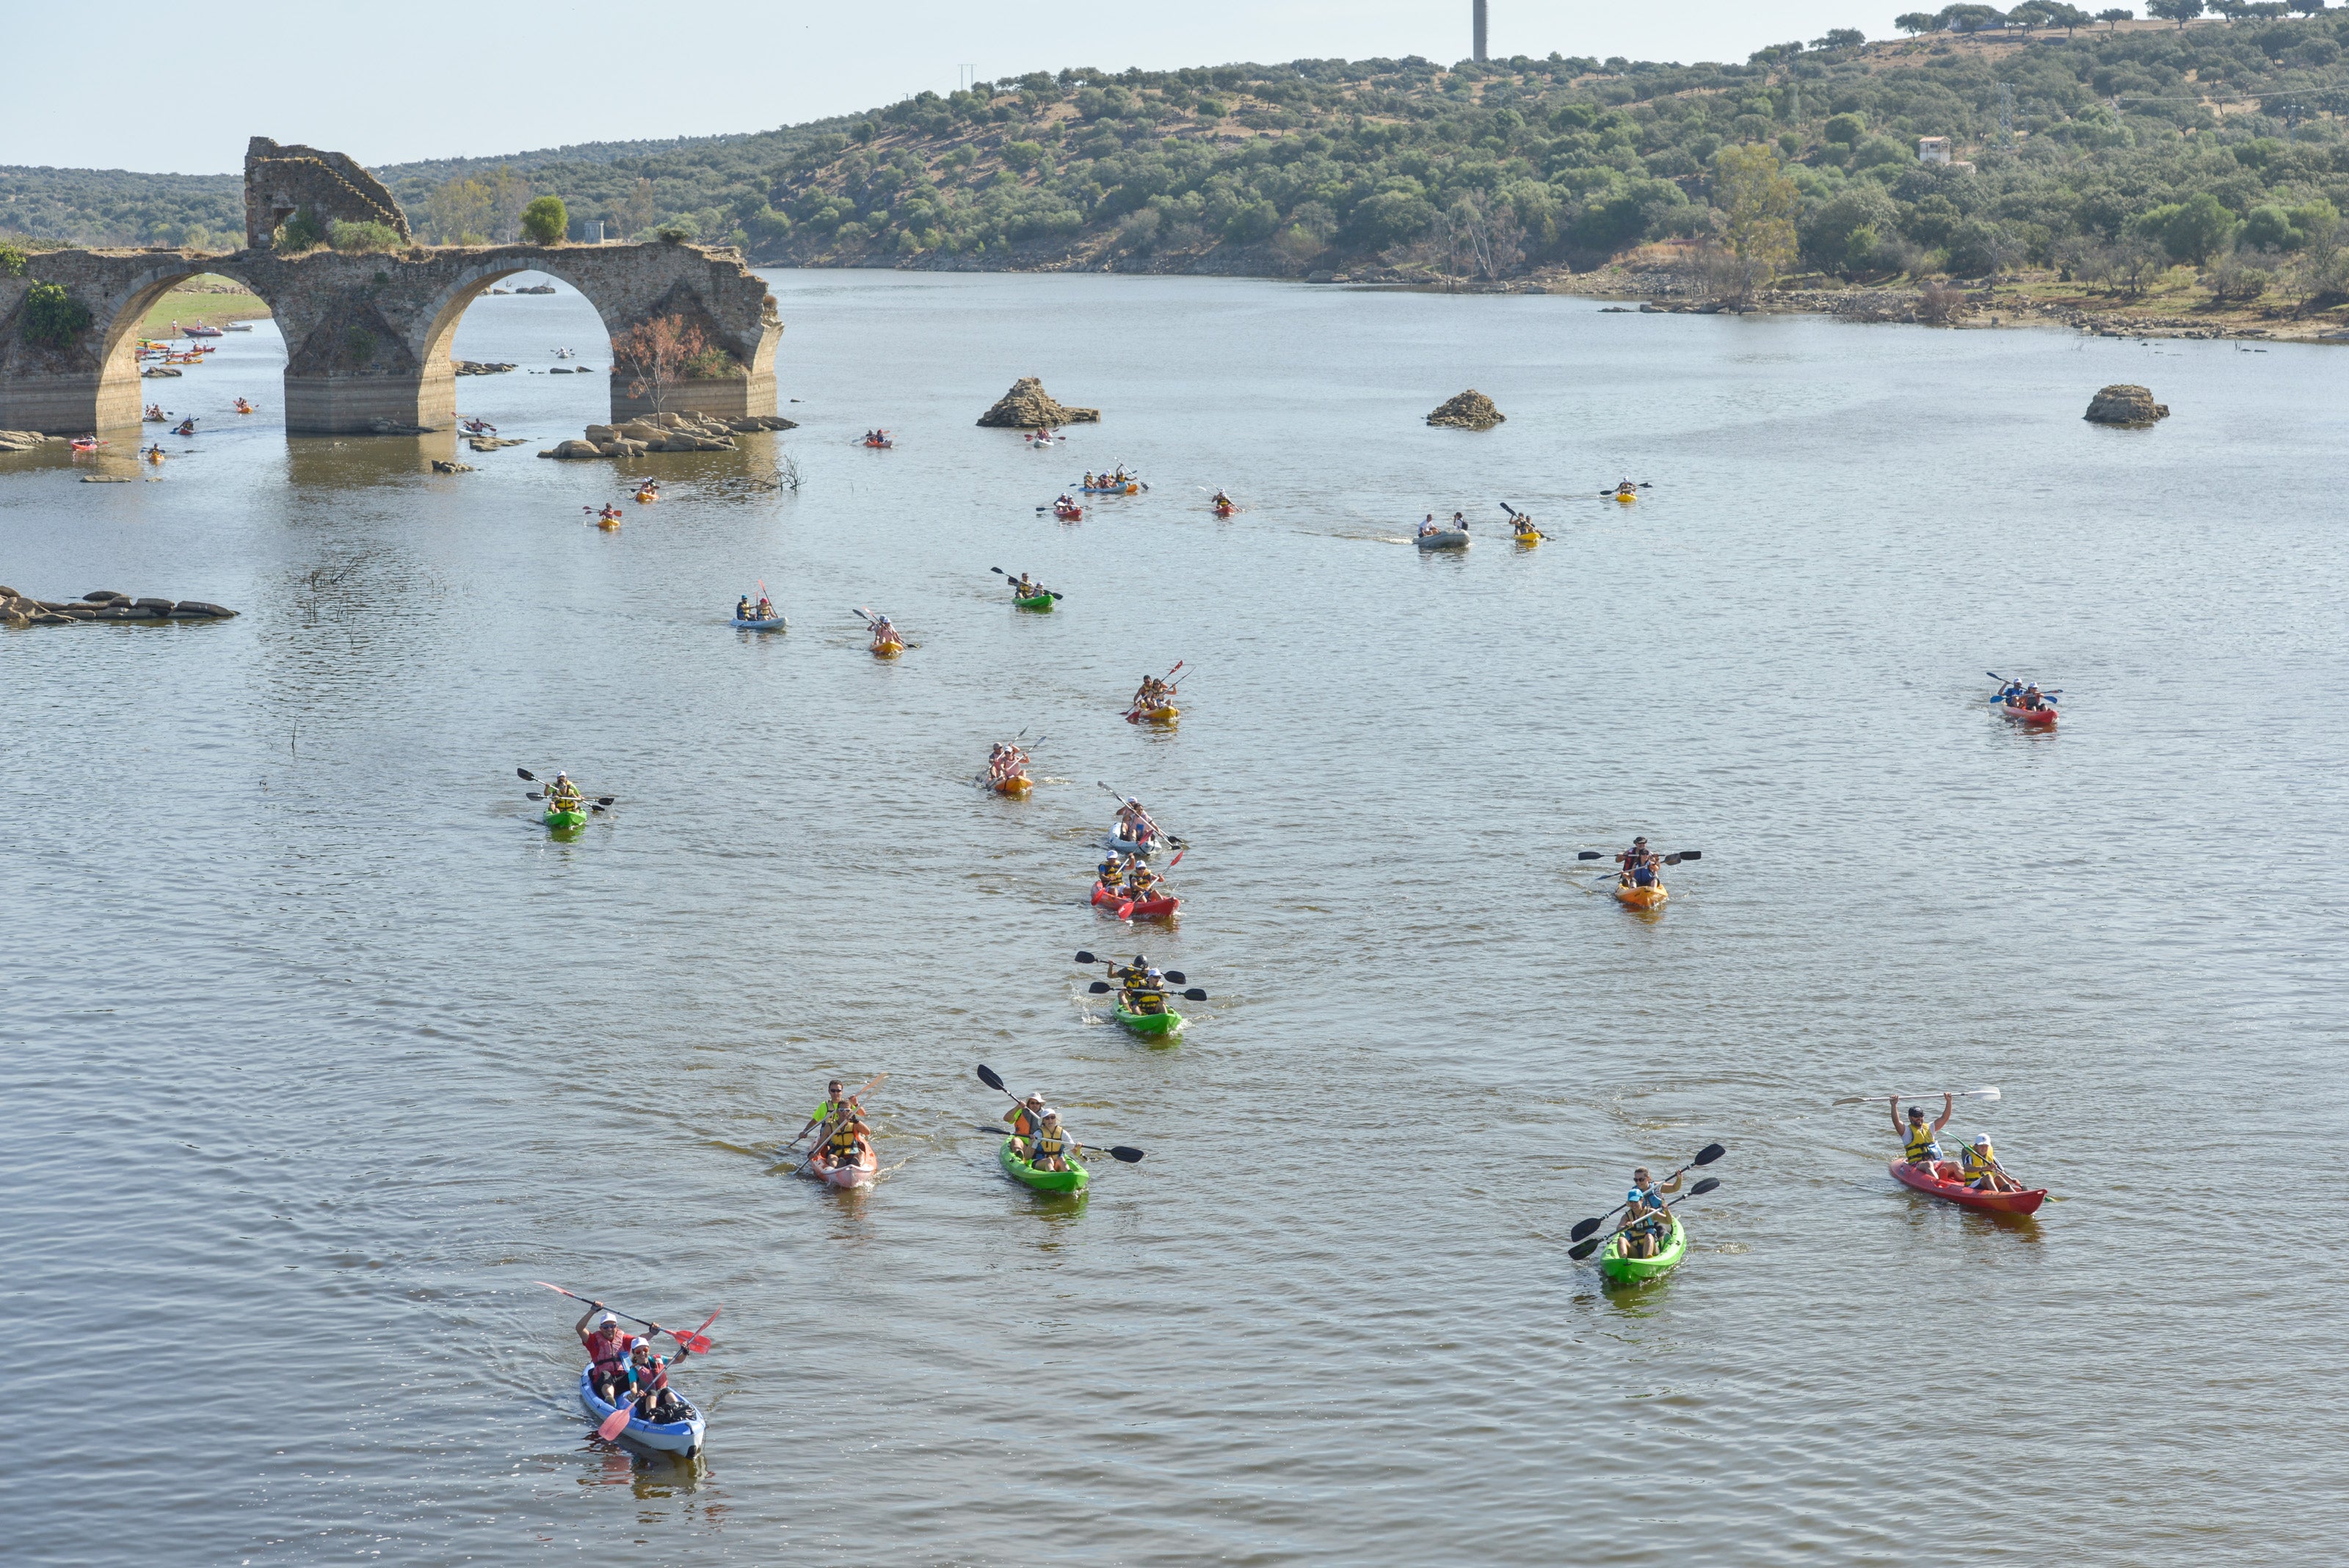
999;1136;1089;1194
1888;1158;2047;1216
1598;1214;1686;1285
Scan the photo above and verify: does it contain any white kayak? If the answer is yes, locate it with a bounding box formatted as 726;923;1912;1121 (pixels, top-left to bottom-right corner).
730;615;787;631
1104;832;1171;857
1415;530;1470;550
807;1149;877;1188
579;1365;705;1455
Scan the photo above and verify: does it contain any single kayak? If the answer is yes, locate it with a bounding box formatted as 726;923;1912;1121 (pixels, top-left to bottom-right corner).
1092;882;1180;918
1415;530;1470;551
1014;592;1055;612
1999;702;2058;727
579;1365;705;1455
1889;1158;2047;1216
543;808;587;830
1000;1135;1088;1194
731;616;786;631
1598;1214;1685;1285
807;1148;878;1188
1614;882;1667;909
1113;998;1184;1037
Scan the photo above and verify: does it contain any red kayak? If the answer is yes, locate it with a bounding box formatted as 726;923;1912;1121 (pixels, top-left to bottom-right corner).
1999;702;2057;727
1889;1158;2046;1216
1092;882;1179;919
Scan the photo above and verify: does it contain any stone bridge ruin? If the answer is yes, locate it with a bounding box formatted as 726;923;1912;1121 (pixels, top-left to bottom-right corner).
0;137;781;435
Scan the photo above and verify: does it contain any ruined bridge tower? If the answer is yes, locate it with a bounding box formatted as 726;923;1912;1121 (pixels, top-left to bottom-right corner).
0;137;781;435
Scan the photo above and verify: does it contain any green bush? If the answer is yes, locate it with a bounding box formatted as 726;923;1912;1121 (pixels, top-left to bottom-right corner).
277;209;327;251
656;216;698;243
0;240;26;277
683;344;740;378
1824;112;1866;145
521;195;567;244
329;219;404;253
23;281;92;346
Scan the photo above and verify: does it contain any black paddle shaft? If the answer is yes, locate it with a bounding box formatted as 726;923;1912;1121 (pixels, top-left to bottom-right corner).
1566;1145;1726;1243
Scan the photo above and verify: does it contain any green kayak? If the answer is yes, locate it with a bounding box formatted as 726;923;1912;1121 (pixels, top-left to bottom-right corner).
1598;1214;1685;1284
999;1136;1088;1194
1014;592;1055;612
1113;998;1184;1038
542;807;587;830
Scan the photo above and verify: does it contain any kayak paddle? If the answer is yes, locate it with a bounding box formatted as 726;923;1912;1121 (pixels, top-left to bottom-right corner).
595;1312;716;1440
1567;1176;1722;1261
535;1284;718;1354
1831;1086;2000;1107
1086;980;1208;1001
975;1066;1141;1162
1566;1143;1727;1244
1074;952;1188;984
990;566;1064;600
967;1125;1145;1163
517;769;615;807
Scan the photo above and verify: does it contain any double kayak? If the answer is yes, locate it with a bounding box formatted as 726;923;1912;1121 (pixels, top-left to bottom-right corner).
1889;1158;2047;1216
991;774;1032;796
807;1148;878;1188
1598;1214;1685;1285
1103;833;1168;857
1014;592;1054;612
579;1365;705;1454
1999;702;2058;727
1128;705;1179;725
1513;530;1542;547
1000;1135;1088;1194
1614;882;1666;909
872;639;904;658
1415;530;1470;551
1113;997;1184;1037
1092;882;1179;918
731;616;786;631
543;807;587;830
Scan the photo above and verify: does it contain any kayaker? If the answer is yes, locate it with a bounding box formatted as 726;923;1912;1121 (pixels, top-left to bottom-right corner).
1417;514;1439;537
1096;854;1128;890
756;595;774;620
1013;572;1039;600
2022;683;2052;711
547;773;583;812
577;1306;639;1402
1894;1095;1953;1167
1028;1110;1075;1172
1128;862;1163;901
736;595;751;621
1003;1092;1048;1148
174;418;197;436
871;614;899;648
1617;1166;1682;1259
628;1343;686;1423
798;1080;857;1145
1958;1135;2024;1193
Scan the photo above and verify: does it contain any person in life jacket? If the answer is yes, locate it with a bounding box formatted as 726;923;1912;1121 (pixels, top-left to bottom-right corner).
797;1080;860;1147
1028;1110;1076;1172
1013;572;1039;600
628;1342;686;1423
548;772;582;811
736;595;751;621
1893;1094;1954;1169
815;1114;873;1174
1618;1165;1684;1259
1124;965;1169;1015
1096;855;1127;890
1126;862;1163;901
871;614;898;647
576;1305;639;1403
1958;1135;2023;1192
1003;1092;1048;1150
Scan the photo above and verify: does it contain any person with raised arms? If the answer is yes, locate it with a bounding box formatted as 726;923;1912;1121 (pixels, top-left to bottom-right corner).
1616;1165;1684;1260
576;1304;639;1403
1002;1091;1048;1153
1893;1093;1954;1169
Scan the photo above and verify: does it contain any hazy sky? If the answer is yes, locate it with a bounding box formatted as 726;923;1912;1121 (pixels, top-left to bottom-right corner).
4;1;1876;175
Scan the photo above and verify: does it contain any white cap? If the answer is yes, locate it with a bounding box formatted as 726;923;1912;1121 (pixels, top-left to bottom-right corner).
597;1312;617;1327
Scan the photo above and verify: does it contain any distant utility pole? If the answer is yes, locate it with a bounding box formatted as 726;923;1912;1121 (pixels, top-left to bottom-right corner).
959;63;978;92
1997;81;2016;148
1473;0;1488;62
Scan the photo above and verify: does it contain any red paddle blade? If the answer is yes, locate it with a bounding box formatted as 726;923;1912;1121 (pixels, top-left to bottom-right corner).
673;1308;719;1354
597;1402;636;1440
1167;849;1184;869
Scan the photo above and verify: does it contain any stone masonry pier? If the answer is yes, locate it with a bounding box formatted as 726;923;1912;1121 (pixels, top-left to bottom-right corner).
0;239;783;435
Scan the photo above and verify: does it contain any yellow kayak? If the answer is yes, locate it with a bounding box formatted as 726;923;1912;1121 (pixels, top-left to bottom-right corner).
1513;529;1542;546
872;639;904;658
1615;882;1667;909
1129;705;1179;726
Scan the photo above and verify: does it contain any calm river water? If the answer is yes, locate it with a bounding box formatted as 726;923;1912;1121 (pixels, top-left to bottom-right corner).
4;270;2345;1566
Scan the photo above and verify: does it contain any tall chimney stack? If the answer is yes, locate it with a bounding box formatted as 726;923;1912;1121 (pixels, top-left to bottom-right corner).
1473;0;1489;62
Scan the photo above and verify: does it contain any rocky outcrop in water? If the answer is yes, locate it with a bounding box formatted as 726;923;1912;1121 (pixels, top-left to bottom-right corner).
2085;384;2169;427
2;586;237;627
0;430;59;452
977;377;1100;428
454;360;518;376
538;410;796;458
1427;390;1505;430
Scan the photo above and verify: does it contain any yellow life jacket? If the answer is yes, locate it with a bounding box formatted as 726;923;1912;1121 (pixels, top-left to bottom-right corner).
1034;1126;1067;1158
1960;1141;1995;1176
827;1125;860;1158
1903;1121;1939;1163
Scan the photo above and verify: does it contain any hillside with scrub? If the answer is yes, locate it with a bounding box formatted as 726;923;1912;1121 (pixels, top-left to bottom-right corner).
12;10;2349;325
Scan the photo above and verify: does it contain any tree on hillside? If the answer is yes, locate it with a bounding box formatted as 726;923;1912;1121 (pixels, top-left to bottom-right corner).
1937;4;2011;31
2096;5;2135;22
2042;1;2093;30
521;195;567;245
1895;11;1939;32
2210;0;2250;19
426;177;493;245
2287;0;2326;14
1812;28;1867;47
1713;143;1799;295
2148;0;2206;23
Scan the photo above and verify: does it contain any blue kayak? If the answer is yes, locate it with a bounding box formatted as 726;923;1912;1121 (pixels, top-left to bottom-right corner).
579;1365;705;1454
731;615;787;631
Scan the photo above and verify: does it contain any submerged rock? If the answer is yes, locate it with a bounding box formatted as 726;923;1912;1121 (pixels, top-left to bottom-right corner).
1427;390;1505;431
978;377;1101;429
2085;384;2168;427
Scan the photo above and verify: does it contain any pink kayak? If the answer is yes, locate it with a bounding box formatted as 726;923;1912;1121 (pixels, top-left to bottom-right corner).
807;1149;877;1188
1889;1158;2046;1216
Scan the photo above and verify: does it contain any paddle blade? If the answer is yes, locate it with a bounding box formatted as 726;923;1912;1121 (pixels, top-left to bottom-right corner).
1569;1217;1602;1243
1108;1145;1145;1163
1088;981;1112;994
977;1064;1006;1092
1972;1086;2003;1101
1577;850;1601;860
597;1402;636;1441
1568;1238;1602;1261
1182;988;1208;1001
1693;1142;1727;1165
1163;970;1186;984
1678;850;1701;861
517;768;536;780
534;1280;578;1299
1074;951;1097;965
675;1332;713;1354
528;791;542;799
595;796;615;806
1689;1177;1721;1196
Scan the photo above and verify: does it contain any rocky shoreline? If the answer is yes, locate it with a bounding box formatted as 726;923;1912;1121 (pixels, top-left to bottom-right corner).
4;587;237;627
540;410;794;460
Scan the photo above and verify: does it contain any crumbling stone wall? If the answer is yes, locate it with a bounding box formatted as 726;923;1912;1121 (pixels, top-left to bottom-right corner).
244;136;411;250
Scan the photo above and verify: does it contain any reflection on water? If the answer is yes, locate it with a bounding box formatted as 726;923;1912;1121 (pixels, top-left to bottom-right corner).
4;270;2345;1566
